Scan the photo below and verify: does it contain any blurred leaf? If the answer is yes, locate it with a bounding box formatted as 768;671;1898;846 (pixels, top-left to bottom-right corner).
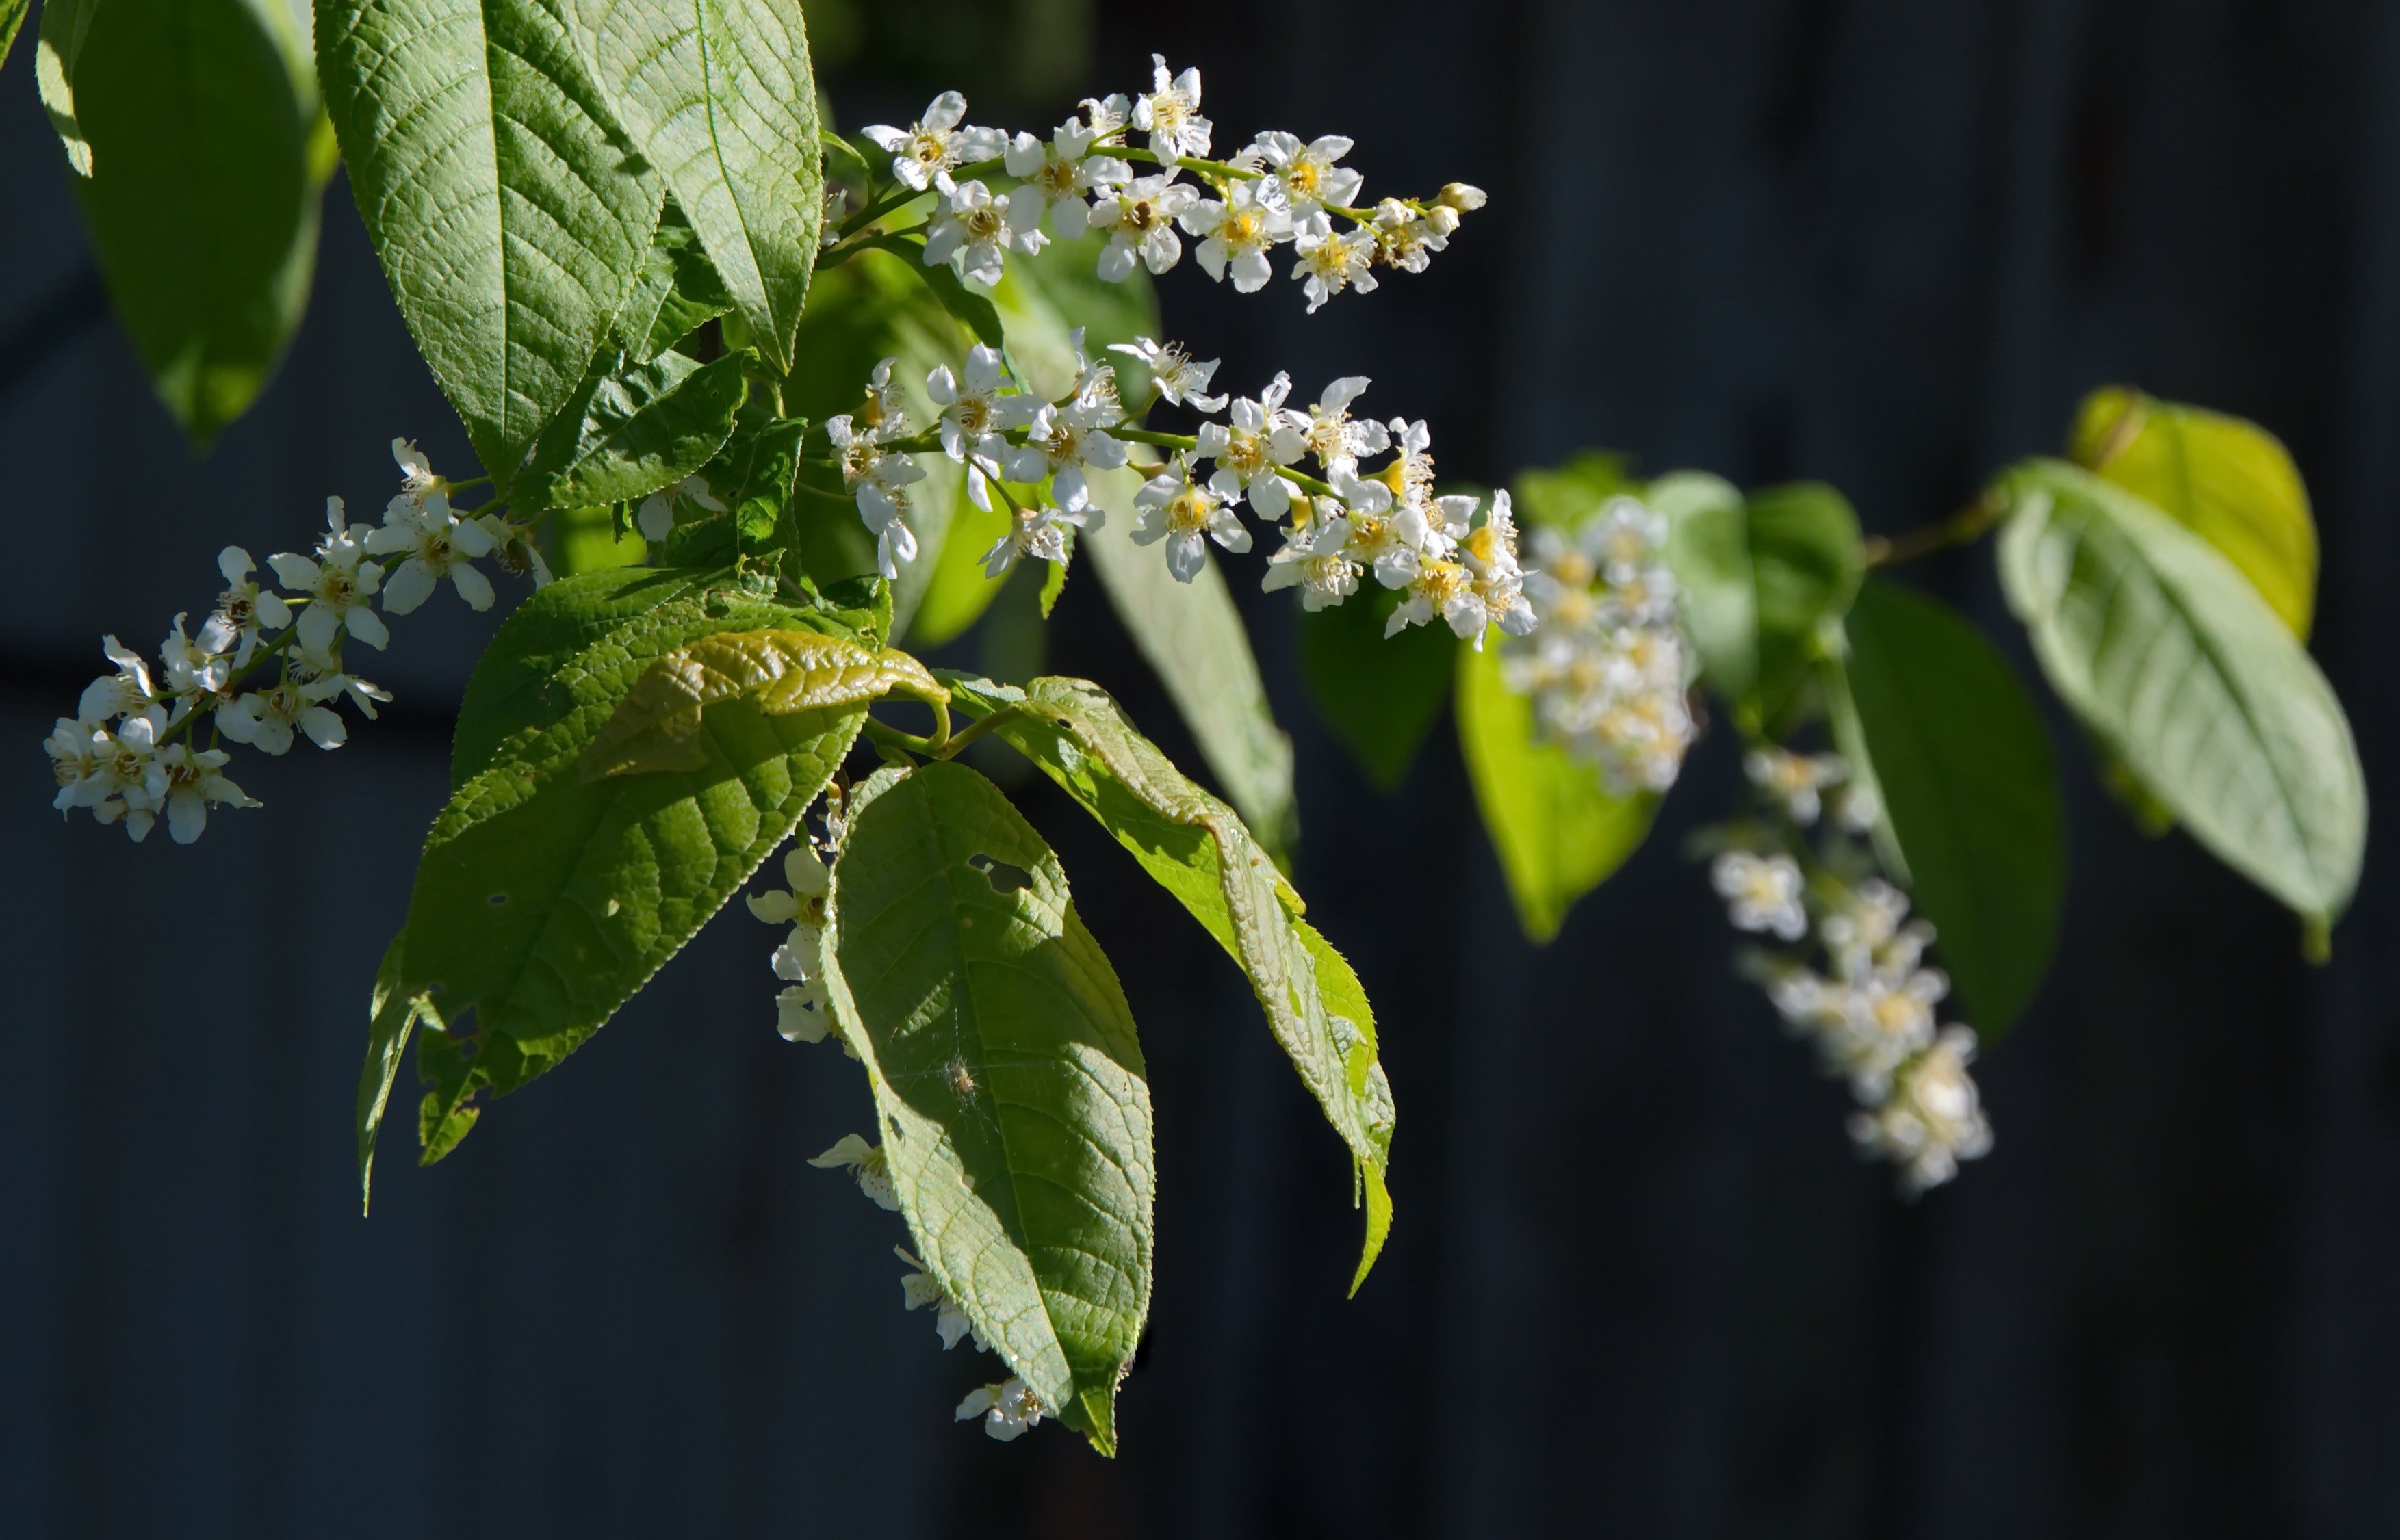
1997;459;2365;926
1083;466;1299;854
519;349;749;510
944;676;1393;1287
552;504;647;577
1456;634;1657;943
823;762;1153;1454
365;567;876;1182
2069;387;2317;636
615;200;734;363
1651;470;1755;702
1744;482;1864;729
1512;452;1632;529
319;0;663;488
1837;579;2065;1035
1300;584;1454;792
883;235;1005;347
44;0;325;445
569;0;821;373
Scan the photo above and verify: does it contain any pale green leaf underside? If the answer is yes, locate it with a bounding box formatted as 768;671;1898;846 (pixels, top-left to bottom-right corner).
947;676;1395;1289
1081;466;1299;854
1456;636;1657;943
317;0;664;488
1652;470;1755;701
1997;459;2365;922
825;762;1154;1454
571;0;821;373
49;0;324;444
361;569;868;1186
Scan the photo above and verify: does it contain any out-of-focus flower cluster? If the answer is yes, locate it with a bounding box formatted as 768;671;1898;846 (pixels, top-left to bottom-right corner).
857;60;1484;309
1709;750;1993;1195
1501;493;1700;793
42;442;547;844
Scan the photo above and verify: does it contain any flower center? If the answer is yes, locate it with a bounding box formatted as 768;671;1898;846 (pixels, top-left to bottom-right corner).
1549;551;1595;588
1037;159;1079;196
964;205;1004;240
1289;159;1322;195
1222;209;1263;249
909;129;949;169
1166;487;1215;536
1222;430;1270;477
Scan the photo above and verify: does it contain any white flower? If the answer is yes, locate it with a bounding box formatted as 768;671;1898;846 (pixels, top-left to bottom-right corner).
1248;131;1363;216
1384;556;1486;641
1107;335;1226;411
1712;851;1807;941
216;676;347;755
43;716;118;814
1132;454;1249;582
1182;179;1292;292
925;345;1027;463
861;91;1005;194
214;547;291;663
476;515;554;588
1848;1026;1994;1195
367;495;496;614
1003;122;1130;239
1006;397;1128;514
751;845;834;1039
1379;417;1438;514
924;179;1046;288
269;497;389;655
1821;965;1949;1097
828;414;926;579
1590;496;1670;579
955;1377;1046;1442
292;651;393;720
1438;182;1488;211
1744;748;1847;824
1371;198;1452;274
1832;781;1881;835
634;473;727;543
391;438;449;514
980;501;1086;578
1283;376;1389;471
138;740;257;844
78;636;158;723
896;1247;985;1351
1081;92;1132;140
1087;174;1200;280
1819;878;1913;971
1291;214;1379;313
157;612;237;710
1195;374;1304;517
808;1133;900;1211
1134;54;1211;160
853;356;908;441
1261;512;1363;611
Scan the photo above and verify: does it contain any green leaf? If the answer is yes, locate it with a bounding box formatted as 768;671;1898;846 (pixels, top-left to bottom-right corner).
1512;451;1633;529
1037;533;1072;618
944;676;1395;1290
1300;583;1455;792
519;348;749;510
1456;634;1657;942
0;0;29;73
1997;459;2366;925
889;236;1006;348
570;0;821;374
2069;385;2317;637
1835;579;2065;1035
1651;471;1756;702
318;0;663;488
365;569;890;1182
615;200;736;362
357;936;432;1211
822;761;1154;1454
1744;482;1865;728
1082;466;1299;854
43;0;325;445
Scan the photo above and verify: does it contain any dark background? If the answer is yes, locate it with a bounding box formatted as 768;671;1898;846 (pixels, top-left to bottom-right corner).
5;0;2399;1534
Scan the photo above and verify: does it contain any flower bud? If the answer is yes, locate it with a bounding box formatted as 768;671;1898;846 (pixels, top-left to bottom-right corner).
1426;205;1461;237
1436;182;1487;211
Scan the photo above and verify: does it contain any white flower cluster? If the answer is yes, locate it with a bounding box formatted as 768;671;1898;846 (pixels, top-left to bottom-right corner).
860;60;1486;308
1709;750;1993;1194
1500;495;1700;792
42;441;547;844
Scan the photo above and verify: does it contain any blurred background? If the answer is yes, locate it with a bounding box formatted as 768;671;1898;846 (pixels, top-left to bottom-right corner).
6;0;2400;1534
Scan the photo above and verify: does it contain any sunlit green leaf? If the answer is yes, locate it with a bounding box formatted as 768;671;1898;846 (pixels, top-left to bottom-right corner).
823;761;1154;1454
2069;386;2317;637
1997;459;2365;926
945;676;1395;1289
1083;467;1298;854
318;0;662;488
518;349;749;510
1836;579;2065;1035
1;0;30;73
1456;633;1656;943
43;0;325;444
363;569;883;1184
1300;584;1454;792
570;0;821;373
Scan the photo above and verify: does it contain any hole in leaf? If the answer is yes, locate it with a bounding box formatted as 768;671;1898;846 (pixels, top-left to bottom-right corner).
968;853;1033;895
442;1006;478;1041
488;893;508;906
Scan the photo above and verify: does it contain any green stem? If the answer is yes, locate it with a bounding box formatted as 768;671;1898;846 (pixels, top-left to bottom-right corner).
935;704;1022;760
1862;492;2002;570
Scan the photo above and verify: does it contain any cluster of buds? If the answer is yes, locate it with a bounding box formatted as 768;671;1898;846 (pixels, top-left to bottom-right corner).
1709;751;1993;1194
819;337;1534;642
41;442;547;844
1501;495;1699;792
855;59;1486;309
